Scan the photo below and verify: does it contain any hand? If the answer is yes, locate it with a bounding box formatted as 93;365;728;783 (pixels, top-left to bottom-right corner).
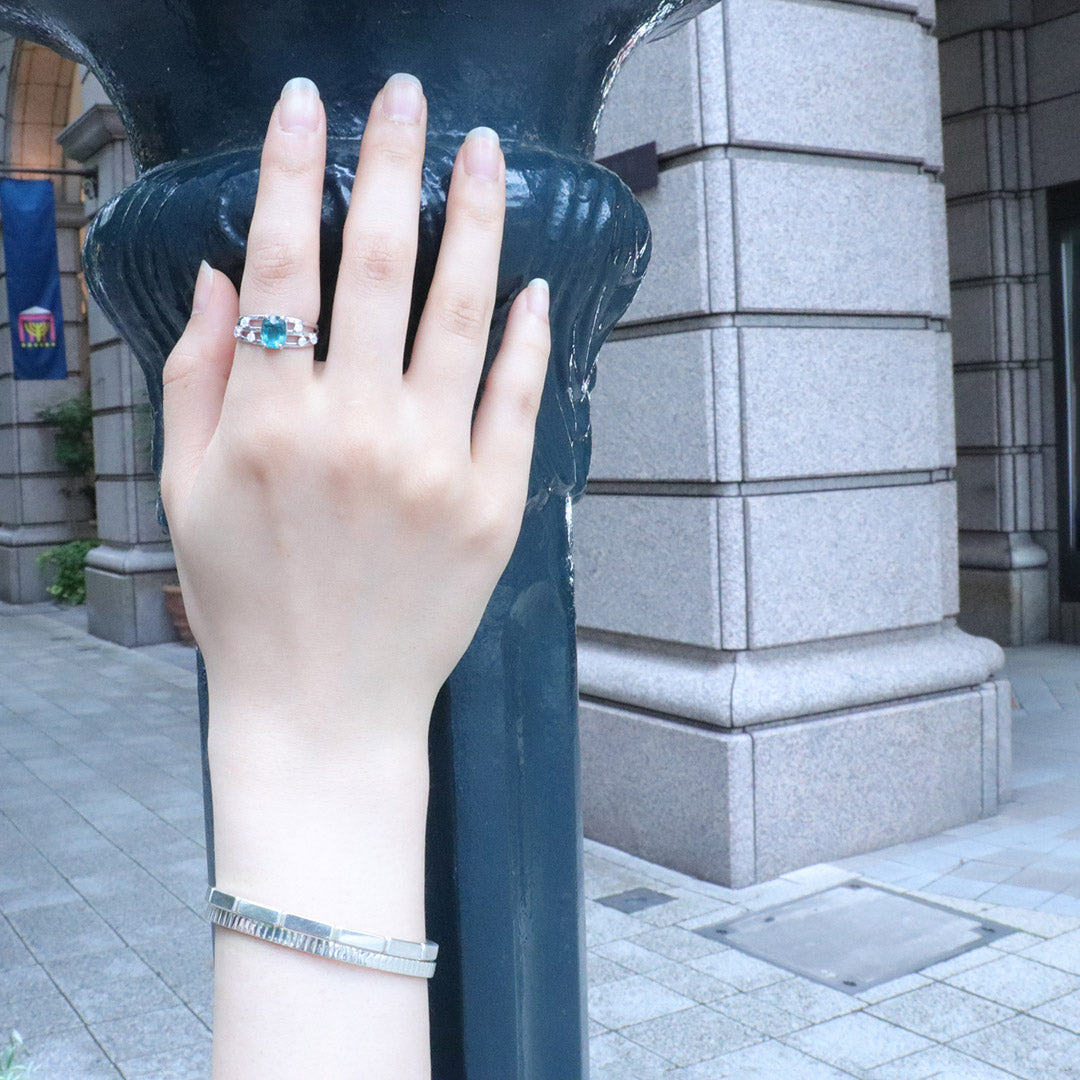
159;74;550;759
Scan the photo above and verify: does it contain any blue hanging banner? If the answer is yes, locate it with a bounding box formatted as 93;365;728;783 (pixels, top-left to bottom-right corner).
0;179;66;380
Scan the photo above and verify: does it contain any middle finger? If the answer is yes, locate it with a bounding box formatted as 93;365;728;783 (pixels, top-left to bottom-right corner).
325;72;428;395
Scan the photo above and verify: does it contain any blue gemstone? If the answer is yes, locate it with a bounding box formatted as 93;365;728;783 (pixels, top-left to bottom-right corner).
262;316;287;349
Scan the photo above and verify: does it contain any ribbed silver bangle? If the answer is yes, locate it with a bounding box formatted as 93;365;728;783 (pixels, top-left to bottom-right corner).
205;886;438;979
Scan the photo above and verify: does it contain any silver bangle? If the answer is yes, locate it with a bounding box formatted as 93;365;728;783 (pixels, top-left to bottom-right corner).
205;887;438;979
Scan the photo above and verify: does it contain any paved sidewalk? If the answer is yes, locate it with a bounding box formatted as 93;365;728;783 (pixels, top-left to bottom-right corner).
2;603;1080;1078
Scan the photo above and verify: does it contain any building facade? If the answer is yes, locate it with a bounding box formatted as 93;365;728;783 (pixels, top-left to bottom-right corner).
4;0;1077;884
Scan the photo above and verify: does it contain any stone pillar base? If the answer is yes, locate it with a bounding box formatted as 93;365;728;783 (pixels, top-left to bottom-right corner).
958;566;1050;646
581;680;1011;888
578;624;1011;887
0;524;92;603
84;544;178;646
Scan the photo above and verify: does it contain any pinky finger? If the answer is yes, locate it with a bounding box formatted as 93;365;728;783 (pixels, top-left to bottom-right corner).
470;278;550;499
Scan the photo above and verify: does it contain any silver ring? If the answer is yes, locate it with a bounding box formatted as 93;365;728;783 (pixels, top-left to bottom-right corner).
234;314;318;350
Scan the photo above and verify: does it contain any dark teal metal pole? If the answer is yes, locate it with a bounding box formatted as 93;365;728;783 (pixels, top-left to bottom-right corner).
0;3;719;1073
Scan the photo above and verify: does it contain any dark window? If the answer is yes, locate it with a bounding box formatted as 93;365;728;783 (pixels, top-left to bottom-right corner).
1048;183;1080;600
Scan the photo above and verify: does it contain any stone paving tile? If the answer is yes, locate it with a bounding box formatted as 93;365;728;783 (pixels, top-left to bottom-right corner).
630;924;728;963
12;1024;123;1080
687;949;793;992
708;992;813;1037
864;980;1016;1041
89;1003;210;1064
0;983;84;1040
669;1039;859;1078
864;1043;1032;1079
588;973;696;1029
589;1030;672;1079
779;1011;935;1073
113;1041;212;1080
1021;925;1080;974
621;1004;763;1067
645;960;739;1005
943;952;1080;1010
950;1014;1080;1079
593;937;672;975
1029;987;1080;1032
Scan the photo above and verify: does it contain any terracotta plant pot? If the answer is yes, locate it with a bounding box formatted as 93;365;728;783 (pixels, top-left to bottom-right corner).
161;584;194;644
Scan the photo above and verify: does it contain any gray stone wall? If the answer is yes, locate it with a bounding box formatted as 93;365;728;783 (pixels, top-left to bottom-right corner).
0;35;93;601
59;71;178;646
580;0;1010;885
939;2;1054;645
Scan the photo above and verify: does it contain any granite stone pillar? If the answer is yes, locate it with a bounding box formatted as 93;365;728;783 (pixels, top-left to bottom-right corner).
579;0;1012;886
58;86;178;645
937;2;1051;646
0;104;93;601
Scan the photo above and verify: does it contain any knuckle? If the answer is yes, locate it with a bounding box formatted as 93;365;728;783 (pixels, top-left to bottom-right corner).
436;289;490;342
369;132;421;171
345;230;413;289
458;196;503;232
402;458;461;518
245;238;305;286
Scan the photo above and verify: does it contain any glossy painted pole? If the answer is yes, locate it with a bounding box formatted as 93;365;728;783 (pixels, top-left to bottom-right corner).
0;3;720;1074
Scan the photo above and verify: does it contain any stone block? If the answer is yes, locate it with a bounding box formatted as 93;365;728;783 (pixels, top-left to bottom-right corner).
947;199;992;283
573;494;721;648
742;483;944;648
942;114;990;199
16;423;63;475
955;453;1000;531
0;425;14;475
731;158;941;316
695;6;729;147
724;0;931;162
954;369;998;447
590;330;714;482
136;477;167;543
85;566;179;648
580;700;755;887
86;295;121;348
93;478;133;545
620;159;715;324
1028;12;1080;103
0;475;17;522
949;284;996;363
0;540;52;602
90;341;142;411
0;376;81;426
717;496;747;649
595;19;701;160
737;327;945;480
958;565;1051;646
940;480;961;617
1030;91;1080;190
937;332;958;468
92;410;134;477
56;227;81;275
921;31;946;173
938;33;984;118
6;475;90;527
752;689;985;879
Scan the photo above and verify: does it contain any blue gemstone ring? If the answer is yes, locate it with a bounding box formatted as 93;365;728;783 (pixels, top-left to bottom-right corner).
234;314;318;350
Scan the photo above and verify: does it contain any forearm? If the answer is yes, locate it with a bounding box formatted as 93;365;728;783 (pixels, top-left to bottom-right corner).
207;700;433;1080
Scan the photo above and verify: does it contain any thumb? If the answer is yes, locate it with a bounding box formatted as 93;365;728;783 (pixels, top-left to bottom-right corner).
160;261;239;517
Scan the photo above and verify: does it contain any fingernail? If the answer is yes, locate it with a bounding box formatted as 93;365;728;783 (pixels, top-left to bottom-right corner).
526;278;549;318
463;127;501;180
382;72;424;122
192;260;214;315
279;76;320;132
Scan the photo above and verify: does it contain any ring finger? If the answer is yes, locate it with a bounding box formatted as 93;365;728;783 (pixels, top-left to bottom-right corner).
232;77;326;387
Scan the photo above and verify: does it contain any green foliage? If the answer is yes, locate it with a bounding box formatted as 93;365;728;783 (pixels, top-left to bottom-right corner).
36;390;94;478
36;539;98;605
0;1030;36;1079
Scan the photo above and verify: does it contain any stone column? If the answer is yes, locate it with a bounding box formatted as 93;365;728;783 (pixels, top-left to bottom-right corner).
938;3;1050;645
0;36;93;600
58;80;177;645
578;0;1011;886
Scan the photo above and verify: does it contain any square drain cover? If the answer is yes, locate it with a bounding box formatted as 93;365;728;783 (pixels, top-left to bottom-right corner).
694;881;1016;994
596;888;676;914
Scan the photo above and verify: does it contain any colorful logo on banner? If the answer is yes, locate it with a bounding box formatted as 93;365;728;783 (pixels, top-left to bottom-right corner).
18;306;57;348
0;179;67;380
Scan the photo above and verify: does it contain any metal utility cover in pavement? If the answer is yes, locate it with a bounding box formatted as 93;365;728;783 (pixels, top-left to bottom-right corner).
694;881;1016;994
